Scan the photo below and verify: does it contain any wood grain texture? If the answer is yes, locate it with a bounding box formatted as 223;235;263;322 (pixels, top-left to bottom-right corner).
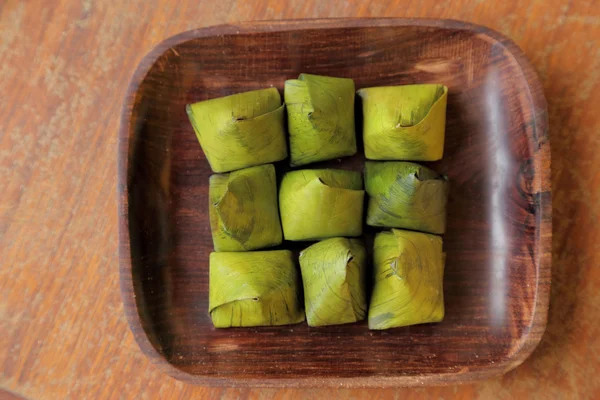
119;18;550;387
0;0;598;398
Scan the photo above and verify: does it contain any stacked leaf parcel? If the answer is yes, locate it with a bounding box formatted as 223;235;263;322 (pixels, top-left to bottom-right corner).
187;75;449;330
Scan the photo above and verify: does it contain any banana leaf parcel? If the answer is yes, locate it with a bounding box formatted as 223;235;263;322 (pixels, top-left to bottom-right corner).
369;229;445;330
279;169;364;241
284;74;356;166
299;238;367;326
186;88;287;172
358;84;448;161
364;161;449;234
209;250;305;328
209;164;282;251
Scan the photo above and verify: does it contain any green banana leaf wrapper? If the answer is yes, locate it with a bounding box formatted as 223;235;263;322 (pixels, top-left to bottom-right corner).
357;84;448;161
279;169;364;241
284;74;356;166
209;250;305;328
364;161;449;234
209;164;282;252
186;88;287;173
299;238;367;326
368;229;445;330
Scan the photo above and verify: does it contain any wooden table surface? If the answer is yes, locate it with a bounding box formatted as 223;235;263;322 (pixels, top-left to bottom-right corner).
1;0;598;398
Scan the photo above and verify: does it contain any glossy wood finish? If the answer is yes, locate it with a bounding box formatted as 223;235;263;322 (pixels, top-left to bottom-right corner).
3;1;598;398
118;19;550;387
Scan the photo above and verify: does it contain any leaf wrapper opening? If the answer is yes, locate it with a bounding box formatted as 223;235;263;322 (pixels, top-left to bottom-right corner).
368;229;445;330
186;88;287;173
209;250;305;328
358;84;448;161
279;169;364;241
284;74;356;166
364;161;449;234
209;164;283;251
299;238;367;326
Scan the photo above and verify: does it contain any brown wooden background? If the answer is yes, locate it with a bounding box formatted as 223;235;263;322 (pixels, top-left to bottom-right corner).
1;0;598;398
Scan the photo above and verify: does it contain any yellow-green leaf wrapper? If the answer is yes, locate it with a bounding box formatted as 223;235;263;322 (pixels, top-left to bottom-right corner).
365;161;449;234
209;164;282;251
209;250;305;328
299;238;367;326
279;169;364;241
284;74;356;166
368;229;445;330
358;84;448;161
186;88;287;172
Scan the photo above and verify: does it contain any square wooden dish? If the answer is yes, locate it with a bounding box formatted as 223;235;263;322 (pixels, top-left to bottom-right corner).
118;18;551;387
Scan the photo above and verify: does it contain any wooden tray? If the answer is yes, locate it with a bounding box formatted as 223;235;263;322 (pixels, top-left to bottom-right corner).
118;18;551;387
